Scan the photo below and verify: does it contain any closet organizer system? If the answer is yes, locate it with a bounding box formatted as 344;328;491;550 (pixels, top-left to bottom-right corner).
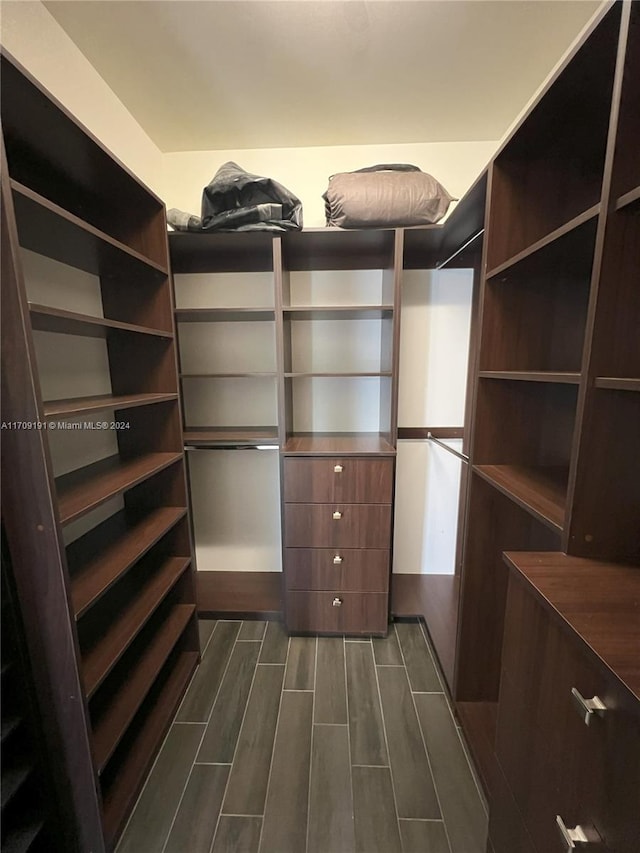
1;0;639;848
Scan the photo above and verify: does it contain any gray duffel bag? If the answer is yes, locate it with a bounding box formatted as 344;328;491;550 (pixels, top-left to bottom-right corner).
323;164;454;229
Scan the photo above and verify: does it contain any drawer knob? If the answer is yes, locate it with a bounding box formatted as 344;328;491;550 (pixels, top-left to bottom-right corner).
333;555;343;564
332;597;343;607
571;688;607;726
334;464;343;473
332;511;342;520
556;816;594;849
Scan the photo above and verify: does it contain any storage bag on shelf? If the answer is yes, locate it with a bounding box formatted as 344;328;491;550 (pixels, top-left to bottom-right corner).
323;164;454;228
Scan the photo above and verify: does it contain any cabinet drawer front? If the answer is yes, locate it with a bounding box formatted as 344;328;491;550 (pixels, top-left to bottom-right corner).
283;458;394;504
286;591;388;635
284;504;392;549
498;579;640;853
285;548;389;592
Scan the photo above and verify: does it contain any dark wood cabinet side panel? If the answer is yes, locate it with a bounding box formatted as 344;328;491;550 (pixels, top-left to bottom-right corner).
286;590;388;635
284;548;389;592
283;458;394;503
284;504;392;550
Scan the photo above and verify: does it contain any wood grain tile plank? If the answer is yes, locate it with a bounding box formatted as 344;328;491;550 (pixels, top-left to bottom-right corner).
346;642;388;766
415;694;488;853
212;816;262;853
259;692;313;853
238;620;267;641
373;630;403;665
176;621;241;722
164;764;229;853
352;766;402;853
377;666;440;818
284;636;316;690
116;723;205;853
399;820;451;853
198;619;217;650
395;623;442;692
197;641;261;763
308;725;355;853
222;665;284;816
315;637;347;724
259;620;289;664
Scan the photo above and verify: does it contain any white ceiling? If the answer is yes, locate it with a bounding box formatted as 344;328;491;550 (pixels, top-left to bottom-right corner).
43;0;600;153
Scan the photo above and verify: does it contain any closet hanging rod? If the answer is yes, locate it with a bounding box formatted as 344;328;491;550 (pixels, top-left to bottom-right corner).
427;432;469;463
184;445;279;451
436;229;484;270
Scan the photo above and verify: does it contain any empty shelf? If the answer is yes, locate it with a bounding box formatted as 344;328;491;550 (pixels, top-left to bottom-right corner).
594;377;640;392
474;464;568;532
283;433;396;455
283;305;394;320
183;427;279;447
175;308;275;322
43;392;178;419
29;304;172;339
479;371;581;384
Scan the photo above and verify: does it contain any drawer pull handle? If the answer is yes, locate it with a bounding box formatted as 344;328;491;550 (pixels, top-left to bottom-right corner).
334;464;343;473
332;511;342;520
571;688;606;726
333;555;343;564
332;597;343;607
556;816;592;849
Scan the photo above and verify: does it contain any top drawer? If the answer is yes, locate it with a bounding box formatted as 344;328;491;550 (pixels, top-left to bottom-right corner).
283;457;394;504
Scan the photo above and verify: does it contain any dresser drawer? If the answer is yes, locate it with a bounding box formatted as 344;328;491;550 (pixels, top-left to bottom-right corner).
285;548;389;592
286;590;388;635
284;504;392;549
496;577;640;853
283;457;393;504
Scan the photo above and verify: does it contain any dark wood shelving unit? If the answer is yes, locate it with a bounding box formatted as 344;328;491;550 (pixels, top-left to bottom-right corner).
29;303;173;339
175;307;275;322
283;434;396;455
91;603;195;772
285;371;393;378
183;427;279;447
454;6;640;851
1;49;198;852
101;649;199;846
56;452;183;525
283;305;394;319
474;464;567;532
68;506;188;618
43;391;178;419
11;180;168;279
180;372;277;379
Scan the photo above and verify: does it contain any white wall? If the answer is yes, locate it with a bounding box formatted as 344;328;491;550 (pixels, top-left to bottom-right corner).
393;268;473;575
0;0;164;194
162;140;498;228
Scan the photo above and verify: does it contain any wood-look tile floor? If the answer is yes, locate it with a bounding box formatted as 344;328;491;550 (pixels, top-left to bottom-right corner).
117;619;488;853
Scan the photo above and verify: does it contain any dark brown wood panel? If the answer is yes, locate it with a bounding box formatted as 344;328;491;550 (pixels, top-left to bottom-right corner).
29;303;172;340
196;571;282;616
284;503;392;549
283;434;396;455
283;457;393;503
455;701;499;803
474;464;567;533
286;590;388;635
285;548;389;592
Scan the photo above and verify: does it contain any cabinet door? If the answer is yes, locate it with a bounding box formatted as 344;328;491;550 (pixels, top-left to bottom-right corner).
497;578;640;853
284;548;389;592
283;457;394;504
283;504;392;549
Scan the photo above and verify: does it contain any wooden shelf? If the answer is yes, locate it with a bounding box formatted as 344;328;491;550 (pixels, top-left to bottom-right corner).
474;464;567;532
183;427;279;447
283;433;396;455
285;371;392;378
92;604;195;773
169;230;275;273
56;452;183;526
479;371;580;385
283;306;393;320
43;392;177;420
594;377;640;392
101;650;198;845
196;572;282;615
282;227;399;271
486;203;600;280
68;507;187;618
503;552;640;700
175;308;275;322
11;181;167;279
29;303;172;340
81;556;190;699
615;185;640;211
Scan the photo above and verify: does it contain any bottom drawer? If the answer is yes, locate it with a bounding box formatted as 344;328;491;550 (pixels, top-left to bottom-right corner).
286;591;388;636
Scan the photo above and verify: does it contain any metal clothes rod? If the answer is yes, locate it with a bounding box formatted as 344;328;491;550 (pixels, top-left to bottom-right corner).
427;432;469;463
184;445;278;451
